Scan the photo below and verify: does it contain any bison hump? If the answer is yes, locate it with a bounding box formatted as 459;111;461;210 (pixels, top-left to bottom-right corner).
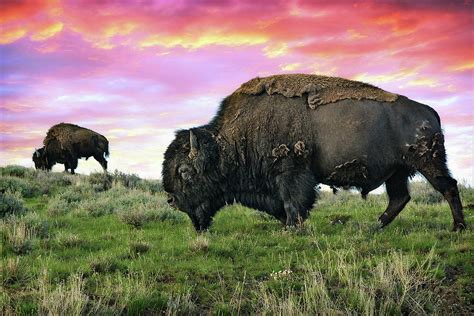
235;74;398;108
43;123;85;151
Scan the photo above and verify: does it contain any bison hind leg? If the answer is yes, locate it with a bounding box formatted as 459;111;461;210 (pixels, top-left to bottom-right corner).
409;132;465;230
378;169;411;228
418;164;465;231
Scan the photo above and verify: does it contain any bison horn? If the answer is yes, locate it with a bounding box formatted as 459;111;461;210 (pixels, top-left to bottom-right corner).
189;130;199;159
35;149;40;158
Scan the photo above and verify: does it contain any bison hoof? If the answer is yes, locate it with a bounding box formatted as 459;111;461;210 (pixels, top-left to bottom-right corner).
378;214;390;229
452;222;466;232
377;220;386;231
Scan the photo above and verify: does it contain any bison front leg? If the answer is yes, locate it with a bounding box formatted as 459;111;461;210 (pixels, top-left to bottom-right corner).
379;169;411;228
69;158;78;175
93;154;108;172
276;170;316;227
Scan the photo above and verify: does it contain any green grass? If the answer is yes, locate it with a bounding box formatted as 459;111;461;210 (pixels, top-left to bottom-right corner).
1;166;473;314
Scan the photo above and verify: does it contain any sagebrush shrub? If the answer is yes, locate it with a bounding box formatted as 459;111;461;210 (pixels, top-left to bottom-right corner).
0;165;33;178
118;208;148;228
34;171;73;193
0;191;27;218
88;172;113;192
111;170;162;193
0;176;39;198
113;170;141;189
47;186;93;216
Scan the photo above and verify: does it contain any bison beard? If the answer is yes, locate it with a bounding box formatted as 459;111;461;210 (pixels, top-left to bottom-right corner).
162;74;466;232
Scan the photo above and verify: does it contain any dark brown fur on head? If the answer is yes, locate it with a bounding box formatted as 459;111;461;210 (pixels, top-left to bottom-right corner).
162;128;222;230
32;147;48;170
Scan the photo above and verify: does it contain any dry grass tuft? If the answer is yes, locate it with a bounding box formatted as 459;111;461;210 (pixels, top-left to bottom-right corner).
37;270;88;315
1;219;35;255
189;235;209;253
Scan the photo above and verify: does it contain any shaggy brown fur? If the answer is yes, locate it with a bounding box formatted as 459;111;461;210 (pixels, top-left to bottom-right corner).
163;74;465;232
44;123;96;152
327;159;369;185
35;123;109;174
236;74;399;108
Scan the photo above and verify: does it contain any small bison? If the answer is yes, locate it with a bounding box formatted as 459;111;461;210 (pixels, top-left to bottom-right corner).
33;123;109;174
162;74;465;232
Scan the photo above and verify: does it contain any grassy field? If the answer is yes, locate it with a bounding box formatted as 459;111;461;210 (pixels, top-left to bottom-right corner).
1;165;473;315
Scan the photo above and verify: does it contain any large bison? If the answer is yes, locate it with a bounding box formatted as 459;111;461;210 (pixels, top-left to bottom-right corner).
162;74;465;232
33;123;109;174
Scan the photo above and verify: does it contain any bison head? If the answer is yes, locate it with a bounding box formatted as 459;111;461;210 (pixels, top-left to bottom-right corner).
162;128;223;231
32;147;49;170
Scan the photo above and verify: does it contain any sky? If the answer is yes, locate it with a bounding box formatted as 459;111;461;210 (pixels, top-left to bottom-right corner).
1;0;473;185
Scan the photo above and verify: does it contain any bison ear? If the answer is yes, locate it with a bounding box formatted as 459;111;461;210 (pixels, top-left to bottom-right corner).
189;130;199;160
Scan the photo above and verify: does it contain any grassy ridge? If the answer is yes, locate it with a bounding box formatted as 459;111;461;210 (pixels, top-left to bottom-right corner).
1;166;473;314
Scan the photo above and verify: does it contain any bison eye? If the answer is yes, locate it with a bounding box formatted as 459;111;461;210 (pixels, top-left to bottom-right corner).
178;165;192;181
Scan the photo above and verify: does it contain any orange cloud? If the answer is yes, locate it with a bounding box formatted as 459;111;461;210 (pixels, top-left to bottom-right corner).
449;61;474;72
139;32;267;50
30;21;63;41
0;0;62;43
0;27;27;44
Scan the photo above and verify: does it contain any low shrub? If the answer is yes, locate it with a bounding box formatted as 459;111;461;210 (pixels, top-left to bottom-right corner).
0;165;34;178
88;172;113;192
0;176;39;198
33;171;73;194
47;186;93;216
47;198;73;216
0;191;27;218
74;186;165;219
77;197;116;217
137;179;162;194
113;170;141;189
112;170;162;193
117;203;186;228
118;207;149;229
